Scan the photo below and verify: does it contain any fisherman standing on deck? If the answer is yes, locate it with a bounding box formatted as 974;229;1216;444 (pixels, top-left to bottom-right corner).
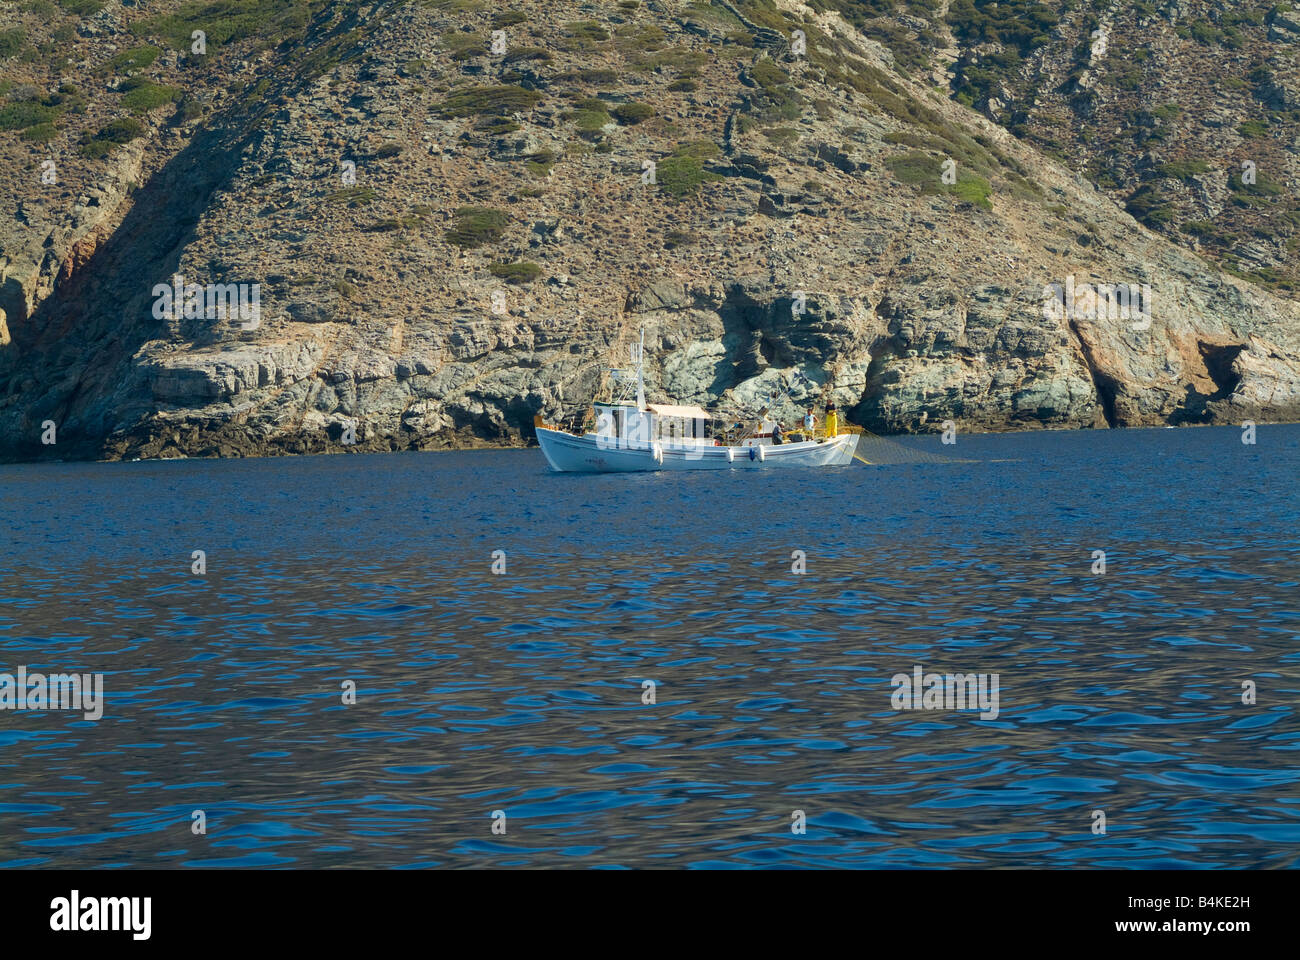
803;408;817;437
825;401;839;437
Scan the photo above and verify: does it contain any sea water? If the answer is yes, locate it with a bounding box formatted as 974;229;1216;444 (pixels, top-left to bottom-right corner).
0;425;1296;867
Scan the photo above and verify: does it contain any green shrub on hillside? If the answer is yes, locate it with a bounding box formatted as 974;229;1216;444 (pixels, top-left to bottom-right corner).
445;206;508;248
438;85;543;117
489;261;541;284
887;150;993;209
613;101;654;124
950;175;992;209
1157;160;1209;181
443;32;486;60
120;79;181;113
524;149;556;176
0;29;26;59
564;20;611;43
0;100;58;130
1125;183;1175;225
110;45;162;72
330;278;359;299
750;59;789;90
567;97;611;132
946;0;1058;102
502;46;552;64
745;56;802;120
657;155;722;197
1230;170;1284;195
325;185;377;205
78;116;144;157
614;22;667;56
135;0;312;52
947;0;1058;52
22;122;58;141
672;139;720;159
663;229;695;249
656;142;723;199
476;117;519;135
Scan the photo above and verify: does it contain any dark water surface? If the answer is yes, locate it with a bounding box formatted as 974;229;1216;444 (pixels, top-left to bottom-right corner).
1;425;1297;868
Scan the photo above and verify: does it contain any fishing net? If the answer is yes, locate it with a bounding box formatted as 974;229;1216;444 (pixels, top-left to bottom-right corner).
842;426;972;465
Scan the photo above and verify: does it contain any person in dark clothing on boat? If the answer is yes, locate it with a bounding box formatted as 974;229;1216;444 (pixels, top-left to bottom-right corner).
771;421;784;445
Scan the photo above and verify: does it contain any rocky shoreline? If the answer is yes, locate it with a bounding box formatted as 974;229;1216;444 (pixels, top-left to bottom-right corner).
6;411;1294;467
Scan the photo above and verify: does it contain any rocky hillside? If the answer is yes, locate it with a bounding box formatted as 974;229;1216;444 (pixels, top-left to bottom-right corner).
1;0;1298;462
889;0;1300;295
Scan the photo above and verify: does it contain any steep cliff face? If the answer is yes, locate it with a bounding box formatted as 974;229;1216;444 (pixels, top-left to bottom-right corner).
1;0;1298;462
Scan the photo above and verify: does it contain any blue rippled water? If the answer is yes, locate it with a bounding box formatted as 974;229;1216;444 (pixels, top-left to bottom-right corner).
0;424;1297;868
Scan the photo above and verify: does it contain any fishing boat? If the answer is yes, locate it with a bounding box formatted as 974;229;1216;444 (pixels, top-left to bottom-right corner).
534;332;858;473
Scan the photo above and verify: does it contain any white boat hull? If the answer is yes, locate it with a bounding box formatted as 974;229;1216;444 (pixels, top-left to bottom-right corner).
536;427;858;473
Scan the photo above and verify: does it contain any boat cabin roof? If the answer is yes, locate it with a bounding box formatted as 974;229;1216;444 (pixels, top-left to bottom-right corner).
645;403;710;420
594;401;711;419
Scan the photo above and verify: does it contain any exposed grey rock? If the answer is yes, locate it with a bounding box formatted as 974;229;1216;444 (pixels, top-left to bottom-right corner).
287;299;338;324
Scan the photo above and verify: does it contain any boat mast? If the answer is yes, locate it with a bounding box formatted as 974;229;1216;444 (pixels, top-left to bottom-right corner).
634;328;646;412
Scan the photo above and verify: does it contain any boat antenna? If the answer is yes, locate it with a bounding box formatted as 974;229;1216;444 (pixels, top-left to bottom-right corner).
635;327;646;411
